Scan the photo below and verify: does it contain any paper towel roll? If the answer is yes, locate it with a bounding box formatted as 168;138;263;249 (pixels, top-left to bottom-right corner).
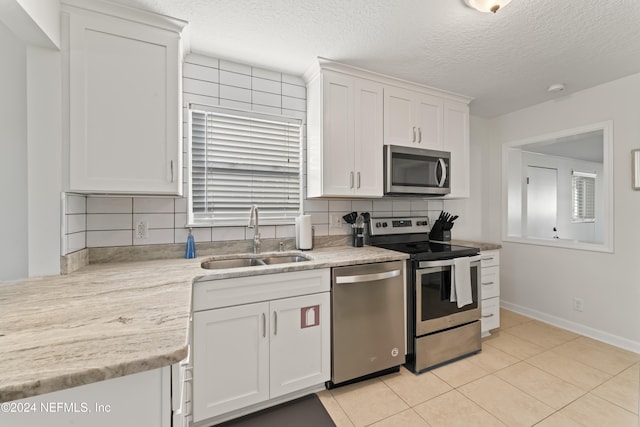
295;215;313;250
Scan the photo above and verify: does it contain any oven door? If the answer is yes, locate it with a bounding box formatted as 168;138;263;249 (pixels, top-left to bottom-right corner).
415;256;481;336
384;145;450;195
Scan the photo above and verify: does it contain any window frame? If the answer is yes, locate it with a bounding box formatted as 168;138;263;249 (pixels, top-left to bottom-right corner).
186;104;303;227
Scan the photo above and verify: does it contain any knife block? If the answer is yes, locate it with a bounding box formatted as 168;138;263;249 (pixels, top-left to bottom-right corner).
428;219;451;241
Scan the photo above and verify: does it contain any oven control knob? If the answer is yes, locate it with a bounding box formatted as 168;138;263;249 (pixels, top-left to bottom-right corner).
382;222;388;228
375;222;382;228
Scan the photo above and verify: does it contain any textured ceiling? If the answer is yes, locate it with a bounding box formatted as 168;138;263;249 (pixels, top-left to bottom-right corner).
111;0;640;117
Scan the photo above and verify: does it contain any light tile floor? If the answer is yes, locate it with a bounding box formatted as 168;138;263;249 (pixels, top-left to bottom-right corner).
317;309;640;426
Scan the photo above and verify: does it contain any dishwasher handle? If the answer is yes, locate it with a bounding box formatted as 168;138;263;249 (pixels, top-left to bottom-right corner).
335;269;401;284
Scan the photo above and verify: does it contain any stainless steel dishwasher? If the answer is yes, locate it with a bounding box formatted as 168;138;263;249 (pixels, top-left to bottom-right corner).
329;260;406;387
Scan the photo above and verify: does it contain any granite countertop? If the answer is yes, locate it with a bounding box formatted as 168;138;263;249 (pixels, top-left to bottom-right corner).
449;239;502;252
0;245;408;402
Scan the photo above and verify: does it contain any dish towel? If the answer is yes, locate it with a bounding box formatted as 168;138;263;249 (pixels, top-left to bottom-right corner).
451;257;472;308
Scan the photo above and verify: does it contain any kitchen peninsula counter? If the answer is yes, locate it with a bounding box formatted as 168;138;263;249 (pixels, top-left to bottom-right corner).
0;246;408;402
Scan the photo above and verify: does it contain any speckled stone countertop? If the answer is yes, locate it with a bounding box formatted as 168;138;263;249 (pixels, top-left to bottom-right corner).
449;240;502;251
0;245;407;402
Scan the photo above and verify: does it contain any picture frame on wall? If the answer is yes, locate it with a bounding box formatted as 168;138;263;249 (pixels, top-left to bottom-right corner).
633;149;640;190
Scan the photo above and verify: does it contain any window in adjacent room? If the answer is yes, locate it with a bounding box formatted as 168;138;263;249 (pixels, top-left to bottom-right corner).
571;170;596;222
188;106;302;226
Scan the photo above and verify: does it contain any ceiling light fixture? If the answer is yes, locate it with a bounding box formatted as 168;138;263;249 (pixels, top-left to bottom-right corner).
465;0;512;14
547;83;565;93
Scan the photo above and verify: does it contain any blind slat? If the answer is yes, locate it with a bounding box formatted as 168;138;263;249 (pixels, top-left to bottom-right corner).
189;108;302;225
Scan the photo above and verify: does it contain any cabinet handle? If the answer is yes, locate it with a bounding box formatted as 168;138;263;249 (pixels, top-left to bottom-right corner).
170;160;174;182
273;311;278;336
350;171;354;189
482;282;495;286
482;313;495;318
418;127;422;143
262;313;266;338
412;127;417;143
357;172;361;189
482;257;494;261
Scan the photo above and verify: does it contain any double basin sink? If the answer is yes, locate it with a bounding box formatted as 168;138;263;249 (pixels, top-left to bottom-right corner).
201;252;311;270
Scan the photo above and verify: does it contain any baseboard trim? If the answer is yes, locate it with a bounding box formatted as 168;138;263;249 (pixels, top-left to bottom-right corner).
500;300;640;354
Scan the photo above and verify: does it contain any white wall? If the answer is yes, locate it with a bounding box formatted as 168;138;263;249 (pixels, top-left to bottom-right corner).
482;73;640;351
0;0;60;48
0;22;28;282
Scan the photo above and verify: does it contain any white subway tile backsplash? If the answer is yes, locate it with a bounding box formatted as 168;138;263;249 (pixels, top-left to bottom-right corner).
220;98;252;111
308;211;328;225
252;77;281;95
252;66;282;82
183;93;219;108
329;200;352;212
219;59;252;75
219;70;252;89
87;230;132;247
352;200;373;212
219;84;252;103
133;198;175;213
392;199;411;212
211;226;244;242
176;227;212;244
281;73;305;86
66;232;85;254
252;90;282;108
174;213;188;228
429;200;445;211
66;214;85;234
246;225;275;239
133;228;174;246
87;197;132;214
303;199;328;212
410;199;429;211
185;53;219;69
313;224;329;236
183;63;219;83
282;109;306;121
133;213;174;229
66;194;86;214
282;95;306;112
275;225;295;239
282;82;305;99
183;78;219;98
372;199;393;212
251;104;282;116
86;213;132;231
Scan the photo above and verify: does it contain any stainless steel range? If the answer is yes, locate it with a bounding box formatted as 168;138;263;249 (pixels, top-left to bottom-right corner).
369;216;482;373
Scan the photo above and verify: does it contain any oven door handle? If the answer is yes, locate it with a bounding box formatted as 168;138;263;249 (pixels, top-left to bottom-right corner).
335;269;401;284
418;255;481;269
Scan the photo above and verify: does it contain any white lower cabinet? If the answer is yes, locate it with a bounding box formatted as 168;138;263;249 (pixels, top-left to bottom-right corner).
480;250;501;336
191;269;330;424
2;368;171;427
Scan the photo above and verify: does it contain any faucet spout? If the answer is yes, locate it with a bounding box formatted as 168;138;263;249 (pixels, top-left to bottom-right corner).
248;205;260;253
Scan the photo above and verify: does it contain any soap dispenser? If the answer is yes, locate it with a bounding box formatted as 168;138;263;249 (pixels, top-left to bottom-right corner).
185;228;196;259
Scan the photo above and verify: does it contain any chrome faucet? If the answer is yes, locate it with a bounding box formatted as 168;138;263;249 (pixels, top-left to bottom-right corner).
248;205;260;253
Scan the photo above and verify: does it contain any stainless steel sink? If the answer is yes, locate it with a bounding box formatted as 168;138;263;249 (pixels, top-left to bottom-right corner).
201;252;311;270
260;255;310;265
201;257;265;270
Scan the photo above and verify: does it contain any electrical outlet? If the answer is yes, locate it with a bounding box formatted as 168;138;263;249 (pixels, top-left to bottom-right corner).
572;297;584;312
329;214;344;229
136;220;148;239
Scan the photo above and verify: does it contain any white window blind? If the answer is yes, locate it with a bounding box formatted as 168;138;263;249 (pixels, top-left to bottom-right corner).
572;171;596;222
189;107;301;226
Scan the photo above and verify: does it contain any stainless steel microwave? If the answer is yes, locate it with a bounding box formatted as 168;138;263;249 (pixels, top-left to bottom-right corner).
384;145;450;196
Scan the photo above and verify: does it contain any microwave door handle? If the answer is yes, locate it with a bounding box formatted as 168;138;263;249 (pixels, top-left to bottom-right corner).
437;158;447;187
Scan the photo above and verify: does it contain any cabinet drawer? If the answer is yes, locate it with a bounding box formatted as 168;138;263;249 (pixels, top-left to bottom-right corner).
481;296;500;332
480;266;500;299
193;268;330;311
480;250;500;268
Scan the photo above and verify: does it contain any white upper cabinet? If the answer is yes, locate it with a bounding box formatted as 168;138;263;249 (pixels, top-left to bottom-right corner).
306;69;383;198
305;58;471;199
384;86;443;150
64;1;185;195
443;100;470;198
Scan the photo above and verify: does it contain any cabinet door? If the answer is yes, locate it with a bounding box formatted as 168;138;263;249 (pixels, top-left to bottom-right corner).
68;11;181;194
269;293;330;398
415;94;443;150
383;86;415;147
321;72;355;196
192;303;269;421
443;100;470;198
354;79;384;197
